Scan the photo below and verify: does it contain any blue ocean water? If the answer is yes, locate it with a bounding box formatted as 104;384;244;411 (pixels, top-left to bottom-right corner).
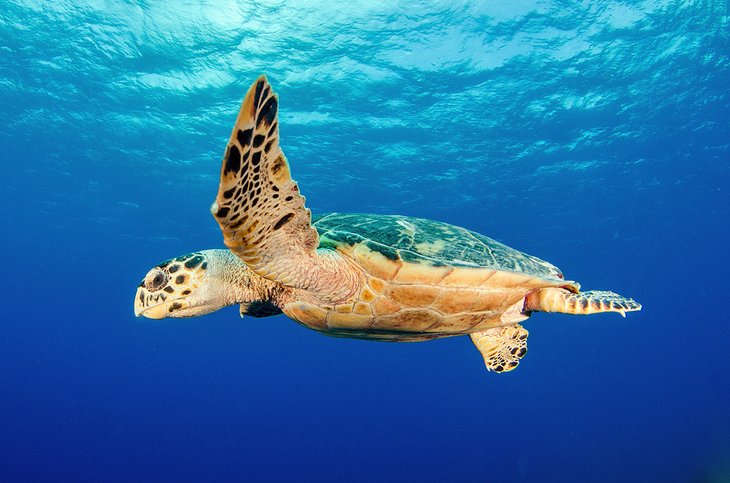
1;1;729;481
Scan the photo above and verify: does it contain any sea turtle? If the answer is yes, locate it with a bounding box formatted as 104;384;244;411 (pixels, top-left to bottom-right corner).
134;76;641;373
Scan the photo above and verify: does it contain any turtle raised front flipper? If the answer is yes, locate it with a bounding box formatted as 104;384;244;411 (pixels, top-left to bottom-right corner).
211;76;358;302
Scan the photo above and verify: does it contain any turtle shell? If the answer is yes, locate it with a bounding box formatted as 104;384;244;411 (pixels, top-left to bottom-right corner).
313;213;564;282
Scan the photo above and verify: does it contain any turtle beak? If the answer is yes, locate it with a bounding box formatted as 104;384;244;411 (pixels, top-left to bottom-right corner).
134;286;177;319
134;285;199;319
134;286;146;317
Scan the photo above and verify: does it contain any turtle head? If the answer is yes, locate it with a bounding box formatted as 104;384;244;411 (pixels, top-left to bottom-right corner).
135;248;282;319
134;250;221;319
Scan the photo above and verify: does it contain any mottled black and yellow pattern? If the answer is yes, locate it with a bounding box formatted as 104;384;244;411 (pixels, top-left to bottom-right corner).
135;75;642;376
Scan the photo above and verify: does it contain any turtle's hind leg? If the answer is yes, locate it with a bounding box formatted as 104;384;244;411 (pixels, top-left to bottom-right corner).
525;288;641;317
470;325;529;373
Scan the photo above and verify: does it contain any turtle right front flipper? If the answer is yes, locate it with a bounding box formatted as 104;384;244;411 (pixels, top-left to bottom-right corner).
211;76;358;302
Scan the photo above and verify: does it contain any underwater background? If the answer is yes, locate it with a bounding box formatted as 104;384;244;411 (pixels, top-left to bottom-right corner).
1;1;729;481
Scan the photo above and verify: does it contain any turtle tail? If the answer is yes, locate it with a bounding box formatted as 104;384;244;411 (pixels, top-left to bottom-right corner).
525;288;641;318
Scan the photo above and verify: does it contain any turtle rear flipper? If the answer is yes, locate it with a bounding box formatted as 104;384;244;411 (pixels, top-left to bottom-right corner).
526;288;641;317
470;325;529;373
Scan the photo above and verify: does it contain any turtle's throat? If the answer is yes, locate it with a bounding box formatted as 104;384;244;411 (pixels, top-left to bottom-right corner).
209;249;289;310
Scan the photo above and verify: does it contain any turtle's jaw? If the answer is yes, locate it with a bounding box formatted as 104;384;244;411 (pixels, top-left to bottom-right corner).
135;301;169;319
134;284;226;318
134;286;190;319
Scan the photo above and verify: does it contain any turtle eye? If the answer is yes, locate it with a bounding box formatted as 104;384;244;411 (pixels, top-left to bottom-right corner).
146;269;169;291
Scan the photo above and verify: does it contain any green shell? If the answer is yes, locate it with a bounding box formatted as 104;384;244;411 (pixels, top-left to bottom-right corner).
313;213;564;281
